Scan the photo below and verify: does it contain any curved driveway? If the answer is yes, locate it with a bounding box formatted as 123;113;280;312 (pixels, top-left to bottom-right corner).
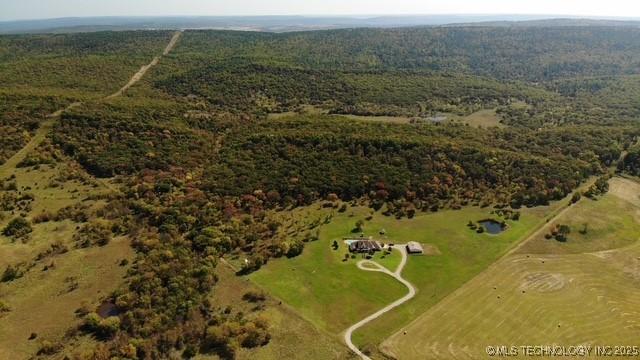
344;245;416;360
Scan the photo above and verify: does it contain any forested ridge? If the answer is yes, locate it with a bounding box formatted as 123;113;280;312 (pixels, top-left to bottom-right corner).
169;27;640;81
3;25;640;359
147;27;640;122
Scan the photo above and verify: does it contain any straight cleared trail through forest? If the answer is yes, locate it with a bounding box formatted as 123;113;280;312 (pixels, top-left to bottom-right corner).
0;31;183;178
106;30;182;99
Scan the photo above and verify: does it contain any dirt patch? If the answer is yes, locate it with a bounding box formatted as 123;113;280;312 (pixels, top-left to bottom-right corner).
609;177;640;208
421;244;441;256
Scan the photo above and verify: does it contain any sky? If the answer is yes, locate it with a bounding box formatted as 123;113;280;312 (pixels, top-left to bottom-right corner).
2;0;640;21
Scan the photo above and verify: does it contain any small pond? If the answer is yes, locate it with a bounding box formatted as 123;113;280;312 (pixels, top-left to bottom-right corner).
97;301;120;318
480;219;506;235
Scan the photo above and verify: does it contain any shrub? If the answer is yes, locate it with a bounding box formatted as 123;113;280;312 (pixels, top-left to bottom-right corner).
555;224;571;242
204;319;270;354
183;344;198;358
54;204;89;222
240;322;270;348
0;300;10;313
239;255;265;274
570;192;582;204
32;211;54;224
37;340;61;355
2;217;32;238
1;265;22;282
242;291;266;303
74;222;112;247
285;239;304;258
81;312;120;339
353;219;365;233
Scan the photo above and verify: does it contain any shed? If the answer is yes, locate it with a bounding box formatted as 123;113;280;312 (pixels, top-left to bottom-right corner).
406;241;424;254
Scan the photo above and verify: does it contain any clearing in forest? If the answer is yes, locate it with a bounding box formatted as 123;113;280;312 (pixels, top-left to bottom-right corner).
250;196;566;354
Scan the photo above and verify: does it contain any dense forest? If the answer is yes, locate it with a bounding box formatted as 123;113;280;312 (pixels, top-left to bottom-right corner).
0;92;72;164
144;27;640;122
205;116;613;209
155;62;551;115
168;27;640;81
3;25;640;358
54;101;630;210
0;31;173;97
54;99;218;177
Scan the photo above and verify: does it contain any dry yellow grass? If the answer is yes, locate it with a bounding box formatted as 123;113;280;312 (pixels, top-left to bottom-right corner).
609;176;640;208
0;154;129;359
0;237;132;359
462;108;504;128
336;114;412;124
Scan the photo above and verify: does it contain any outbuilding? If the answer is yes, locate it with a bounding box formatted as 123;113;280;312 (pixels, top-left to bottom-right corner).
406;241;424;254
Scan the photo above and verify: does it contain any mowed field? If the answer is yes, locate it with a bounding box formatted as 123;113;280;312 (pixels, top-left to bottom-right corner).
249;190;573;354
382;177;640;359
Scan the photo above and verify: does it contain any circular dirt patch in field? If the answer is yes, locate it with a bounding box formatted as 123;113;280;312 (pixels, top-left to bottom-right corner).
519;272;567;293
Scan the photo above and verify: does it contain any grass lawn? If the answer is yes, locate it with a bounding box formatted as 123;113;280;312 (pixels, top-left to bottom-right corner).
350;204;549;349
250;197;561;351
249;207;408;334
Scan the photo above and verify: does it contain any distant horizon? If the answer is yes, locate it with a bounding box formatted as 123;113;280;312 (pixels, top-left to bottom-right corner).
3;0;640;22
3;13;640;23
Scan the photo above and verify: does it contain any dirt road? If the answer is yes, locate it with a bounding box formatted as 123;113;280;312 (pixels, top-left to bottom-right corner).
0;31;183;177
344;245;416;360
107;30;182;99
0;102;80;178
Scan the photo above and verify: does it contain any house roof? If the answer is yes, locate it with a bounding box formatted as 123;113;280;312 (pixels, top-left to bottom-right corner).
349;240;381;252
